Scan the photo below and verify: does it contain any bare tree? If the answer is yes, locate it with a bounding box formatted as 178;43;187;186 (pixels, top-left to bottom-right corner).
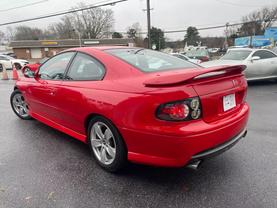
13;26;45;40
126;22;145;47
239;6;277;36
6;26;15;41
50;2;114;39
126;22;142;39
72;3;114;38
0;31;5;43
49;16;77;39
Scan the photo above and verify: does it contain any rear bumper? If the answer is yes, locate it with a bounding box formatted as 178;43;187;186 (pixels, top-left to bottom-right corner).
190;128;247;162
121;103;249;167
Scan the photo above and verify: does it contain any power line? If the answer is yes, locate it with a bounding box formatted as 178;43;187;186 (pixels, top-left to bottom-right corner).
212;0;272;7
0;0;128;27
214;0;274;7
119;18;277;35
17;0;113;20
0;0;49;12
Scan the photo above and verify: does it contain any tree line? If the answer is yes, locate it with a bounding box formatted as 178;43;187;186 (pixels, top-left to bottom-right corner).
0;3;276;50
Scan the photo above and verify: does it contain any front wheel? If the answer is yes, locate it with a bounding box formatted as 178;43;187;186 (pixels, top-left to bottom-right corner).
14;63;21;70
10;89;32;120
23;67;31;74
87;116;127;172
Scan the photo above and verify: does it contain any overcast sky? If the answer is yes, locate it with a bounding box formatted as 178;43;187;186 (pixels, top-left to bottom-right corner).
0;0;276;40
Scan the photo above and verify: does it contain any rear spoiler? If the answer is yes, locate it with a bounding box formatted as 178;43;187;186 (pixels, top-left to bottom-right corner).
143;65;246;87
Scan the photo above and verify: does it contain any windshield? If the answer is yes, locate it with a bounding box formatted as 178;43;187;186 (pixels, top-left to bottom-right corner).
2;55;14;60
106;49;199;72
220;50;251;60
185;49;209;57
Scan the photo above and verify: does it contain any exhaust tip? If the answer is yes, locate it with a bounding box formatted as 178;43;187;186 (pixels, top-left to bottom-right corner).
187;160;203;171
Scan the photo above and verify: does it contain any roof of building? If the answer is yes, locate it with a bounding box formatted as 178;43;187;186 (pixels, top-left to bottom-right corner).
10;38;135;48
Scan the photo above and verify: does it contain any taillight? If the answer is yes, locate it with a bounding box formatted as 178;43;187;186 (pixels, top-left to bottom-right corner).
156;97;202;121
200;56;209;62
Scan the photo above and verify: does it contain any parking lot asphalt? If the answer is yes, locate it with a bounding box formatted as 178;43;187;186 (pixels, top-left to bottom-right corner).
0;80;277;208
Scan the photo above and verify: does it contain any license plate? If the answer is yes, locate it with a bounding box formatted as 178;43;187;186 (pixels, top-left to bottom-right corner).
223;94;236;111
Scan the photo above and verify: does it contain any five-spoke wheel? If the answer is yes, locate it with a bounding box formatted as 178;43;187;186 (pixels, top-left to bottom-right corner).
91;122;116;165
10;89;32;120
88;116;127;172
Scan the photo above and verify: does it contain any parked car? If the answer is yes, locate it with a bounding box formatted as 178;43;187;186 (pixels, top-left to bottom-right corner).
183;48;210;62
0;54;28;70
202;48;277;81
22;57;48;74
170;53;202;64
0;55;13;70
208;48;220;53
1;52;17;58
0;60;4;72
10;47;249;172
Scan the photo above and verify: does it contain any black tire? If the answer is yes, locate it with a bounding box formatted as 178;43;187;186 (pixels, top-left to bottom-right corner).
10;89;32;120
14;63;21;70
87;116;127;172
23;67;31;75
0;63;3;72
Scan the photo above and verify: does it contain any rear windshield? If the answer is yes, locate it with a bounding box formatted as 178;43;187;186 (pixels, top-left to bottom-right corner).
106;48;199;72
220;50;251;60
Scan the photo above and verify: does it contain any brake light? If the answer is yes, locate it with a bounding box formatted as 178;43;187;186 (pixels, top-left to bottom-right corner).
200;56;209;62
156;97;202;121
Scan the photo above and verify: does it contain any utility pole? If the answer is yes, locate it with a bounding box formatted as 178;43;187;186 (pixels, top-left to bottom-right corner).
72;29;82;47
224;22;229;49
146;0;151;49
77;31;82;47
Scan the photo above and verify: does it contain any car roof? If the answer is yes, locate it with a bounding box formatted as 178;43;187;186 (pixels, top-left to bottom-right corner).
228;48;271;52
228;48;277;55
71;46;139;51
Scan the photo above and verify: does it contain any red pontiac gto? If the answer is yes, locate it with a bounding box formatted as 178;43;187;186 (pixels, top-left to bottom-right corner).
10;47;249;172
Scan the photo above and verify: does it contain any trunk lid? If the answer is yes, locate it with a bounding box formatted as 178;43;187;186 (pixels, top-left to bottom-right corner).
144;65;247;123
192;72;247;123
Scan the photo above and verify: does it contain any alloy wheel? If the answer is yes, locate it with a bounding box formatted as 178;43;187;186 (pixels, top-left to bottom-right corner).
90;122;116;165
12;93;29;118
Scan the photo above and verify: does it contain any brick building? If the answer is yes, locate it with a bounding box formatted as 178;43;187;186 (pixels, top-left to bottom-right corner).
10;38;135;61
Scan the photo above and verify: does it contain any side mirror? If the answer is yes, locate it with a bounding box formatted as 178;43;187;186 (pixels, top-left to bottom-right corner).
251;56;260;62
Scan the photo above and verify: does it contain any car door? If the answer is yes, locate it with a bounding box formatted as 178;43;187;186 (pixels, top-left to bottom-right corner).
54;52;106;134
27;52;76;124
246;50;277;79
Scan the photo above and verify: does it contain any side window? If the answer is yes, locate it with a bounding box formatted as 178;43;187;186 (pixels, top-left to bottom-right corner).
39;52;75;80
65;53;105;81
0;56;9;61
253;50;277;59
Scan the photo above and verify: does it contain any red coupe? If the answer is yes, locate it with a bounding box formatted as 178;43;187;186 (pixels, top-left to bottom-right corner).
10;47;249;172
